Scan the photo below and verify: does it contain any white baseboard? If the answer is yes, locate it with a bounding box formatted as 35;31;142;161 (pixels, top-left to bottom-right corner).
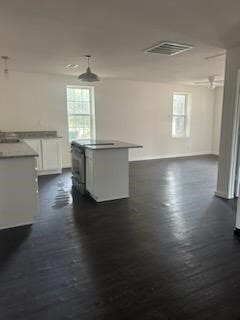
63;152;217;166
129;151;213;162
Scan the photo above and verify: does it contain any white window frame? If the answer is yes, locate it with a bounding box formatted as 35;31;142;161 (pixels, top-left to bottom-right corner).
172;92;191;138
66;85;96;142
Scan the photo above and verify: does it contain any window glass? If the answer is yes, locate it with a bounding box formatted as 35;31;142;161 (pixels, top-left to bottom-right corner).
67;86;94;141
172;93;190;137
173;94;186;115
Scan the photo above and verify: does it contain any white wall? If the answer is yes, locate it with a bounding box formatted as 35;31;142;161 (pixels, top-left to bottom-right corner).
0;71;215;166
95;80;215;160
212;87;224;155
0;72;71;166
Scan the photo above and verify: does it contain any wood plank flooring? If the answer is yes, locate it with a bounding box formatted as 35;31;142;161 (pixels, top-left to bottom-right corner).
0;155;239;320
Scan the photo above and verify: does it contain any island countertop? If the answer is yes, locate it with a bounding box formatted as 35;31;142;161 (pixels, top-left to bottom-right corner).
71;139;142;150
0;141;38;159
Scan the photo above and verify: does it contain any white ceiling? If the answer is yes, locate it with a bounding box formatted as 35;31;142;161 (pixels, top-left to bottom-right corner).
1;0;239;83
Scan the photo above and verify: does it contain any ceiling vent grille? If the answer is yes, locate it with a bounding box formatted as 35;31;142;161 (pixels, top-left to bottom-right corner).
144;41;194;56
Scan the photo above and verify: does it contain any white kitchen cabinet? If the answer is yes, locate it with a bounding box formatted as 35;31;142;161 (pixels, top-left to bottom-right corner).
24;138;62;175
24;139;43;170
41;139;62;174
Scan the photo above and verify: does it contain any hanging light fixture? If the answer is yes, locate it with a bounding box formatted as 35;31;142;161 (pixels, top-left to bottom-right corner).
208;76;216;89
78;55;100;82
1;56;9;76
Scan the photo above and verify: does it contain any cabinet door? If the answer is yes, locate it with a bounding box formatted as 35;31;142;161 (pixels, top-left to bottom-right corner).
42;139;62;171
24;139;42;171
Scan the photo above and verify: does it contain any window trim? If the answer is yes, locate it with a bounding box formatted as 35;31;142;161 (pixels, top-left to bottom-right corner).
172;92;191;138
66;85;96;142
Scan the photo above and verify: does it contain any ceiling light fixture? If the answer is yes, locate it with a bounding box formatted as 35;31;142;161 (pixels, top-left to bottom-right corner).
208;76;216;89
1;56;9;75
65;63;79;69
194;75;224;88
78;55;100;82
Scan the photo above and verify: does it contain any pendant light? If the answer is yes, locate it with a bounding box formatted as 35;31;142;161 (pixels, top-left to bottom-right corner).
78;55;100;82
1;56;9;76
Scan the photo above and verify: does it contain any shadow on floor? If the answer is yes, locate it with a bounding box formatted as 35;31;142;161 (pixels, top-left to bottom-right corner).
0;225;32;266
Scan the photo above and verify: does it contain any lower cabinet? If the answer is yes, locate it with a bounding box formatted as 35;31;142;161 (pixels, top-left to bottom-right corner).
24;138;62;175
41;139;62;173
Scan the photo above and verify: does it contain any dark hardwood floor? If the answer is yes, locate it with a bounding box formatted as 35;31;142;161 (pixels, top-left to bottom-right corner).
0;155;239;320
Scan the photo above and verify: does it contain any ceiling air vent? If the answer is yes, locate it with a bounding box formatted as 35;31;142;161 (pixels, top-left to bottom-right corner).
144;41;194;56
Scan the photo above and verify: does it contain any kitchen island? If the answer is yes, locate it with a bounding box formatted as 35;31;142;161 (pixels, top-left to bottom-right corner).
71;140;142;202
0;140;38;230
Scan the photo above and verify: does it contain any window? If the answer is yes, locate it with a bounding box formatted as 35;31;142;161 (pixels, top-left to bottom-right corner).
66;86;95;141
172;93;190;137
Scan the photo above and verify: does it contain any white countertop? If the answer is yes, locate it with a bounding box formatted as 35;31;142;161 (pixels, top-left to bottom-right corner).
72;139;142;150
0;141;38;158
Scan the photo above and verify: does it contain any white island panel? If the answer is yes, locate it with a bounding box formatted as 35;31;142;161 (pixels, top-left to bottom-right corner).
0;157;38;230
86;148;129;202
